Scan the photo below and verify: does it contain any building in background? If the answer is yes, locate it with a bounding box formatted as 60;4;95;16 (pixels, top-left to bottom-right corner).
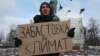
70;18;84;49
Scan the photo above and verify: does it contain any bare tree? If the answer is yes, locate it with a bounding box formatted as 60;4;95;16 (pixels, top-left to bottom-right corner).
6;24;17;47
6;29;17;42
86;18;100;46
88;18;99;38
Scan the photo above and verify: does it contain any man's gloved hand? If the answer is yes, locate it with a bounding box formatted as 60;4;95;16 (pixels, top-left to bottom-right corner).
13;38;22;47
67;28;75;38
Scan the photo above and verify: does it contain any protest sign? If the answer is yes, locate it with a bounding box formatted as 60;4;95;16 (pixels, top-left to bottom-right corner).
17;21;72;56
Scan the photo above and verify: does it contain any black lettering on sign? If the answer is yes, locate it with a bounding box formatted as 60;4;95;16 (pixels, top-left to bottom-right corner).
42;36;47;41
25;43;32;55
36;26;41;37
40;25;50;36
60;24;65;34
48;40;56;52
40;25;45;36
51;24;56;35
56;40;63;50
30;26;35;38
46;25;50;35
62;38;69;50
24;38;70;55
33;41;41;54
26;27;31;38
20;27;25;38
41;41;48;52
19;23;69;38
49;24;69;35
55;24;60;34
65;24;69;33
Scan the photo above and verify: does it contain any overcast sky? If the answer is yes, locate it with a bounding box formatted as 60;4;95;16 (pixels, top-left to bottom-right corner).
0;0;100;39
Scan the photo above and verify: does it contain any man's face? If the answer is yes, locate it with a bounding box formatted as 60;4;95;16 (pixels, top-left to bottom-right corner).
41;4;50;16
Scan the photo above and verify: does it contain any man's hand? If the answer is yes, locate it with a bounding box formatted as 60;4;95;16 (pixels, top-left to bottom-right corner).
67;28;75;38
13;38;22;47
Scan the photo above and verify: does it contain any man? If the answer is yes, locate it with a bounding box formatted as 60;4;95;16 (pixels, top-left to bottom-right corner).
33;2;60;56
34;2;75;38
14;2;75;56
34;2;59;23
33;2;75;56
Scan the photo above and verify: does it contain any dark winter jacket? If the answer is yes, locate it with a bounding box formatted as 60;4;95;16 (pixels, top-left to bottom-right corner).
34;15;60;23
